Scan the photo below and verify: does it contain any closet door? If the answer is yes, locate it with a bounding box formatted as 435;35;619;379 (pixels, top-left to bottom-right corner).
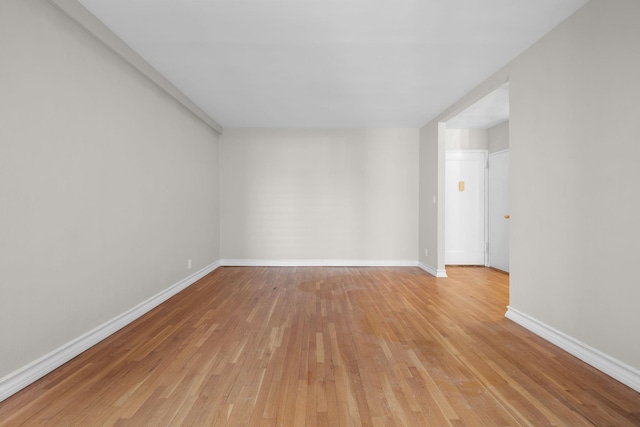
488;150;510;272
445;151;486;265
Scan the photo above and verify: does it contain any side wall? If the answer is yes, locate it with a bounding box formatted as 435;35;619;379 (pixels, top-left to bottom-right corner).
420;0;640;388
220;128;419;263
418;122;446;275
488;121;509;153
508;0;640;373
0;0;220;382
445;129;489;151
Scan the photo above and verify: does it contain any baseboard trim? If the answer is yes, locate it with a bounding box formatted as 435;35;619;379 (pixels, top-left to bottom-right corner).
418;262;448;278
505;306;640;393
0;260;221;403
219;259;419;267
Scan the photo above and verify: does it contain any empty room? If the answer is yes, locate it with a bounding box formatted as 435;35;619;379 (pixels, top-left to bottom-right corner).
1;0;639;425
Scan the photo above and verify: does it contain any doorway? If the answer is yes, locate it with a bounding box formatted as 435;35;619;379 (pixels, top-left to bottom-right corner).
442;82;510;270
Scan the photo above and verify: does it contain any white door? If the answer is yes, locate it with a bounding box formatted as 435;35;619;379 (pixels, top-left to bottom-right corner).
445;151;486;265
488;150;510;272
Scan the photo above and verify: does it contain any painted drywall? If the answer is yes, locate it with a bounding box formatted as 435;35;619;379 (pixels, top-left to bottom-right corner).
445;129;489;151
422;0;640;374
418;122;445;274
488;121;509;153
48;0;223;134
0;0;220;379
508;0;640;369
220;128;419;262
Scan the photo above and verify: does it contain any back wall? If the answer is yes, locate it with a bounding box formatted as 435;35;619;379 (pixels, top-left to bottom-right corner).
220;128;419;263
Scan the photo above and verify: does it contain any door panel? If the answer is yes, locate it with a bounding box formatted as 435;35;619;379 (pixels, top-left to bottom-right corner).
445;151;486;265
488;150;510;272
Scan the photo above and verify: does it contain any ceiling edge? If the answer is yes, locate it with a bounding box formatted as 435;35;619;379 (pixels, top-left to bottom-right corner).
46;0;224;135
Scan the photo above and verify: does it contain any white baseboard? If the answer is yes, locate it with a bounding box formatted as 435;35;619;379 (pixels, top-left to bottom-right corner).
0;260;221;403
418;262;448;278
505;306;640;393
220;259;419;267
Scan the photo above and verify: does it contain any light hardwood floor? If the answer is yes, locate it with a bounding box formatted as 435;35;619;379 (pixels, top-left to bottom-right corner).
1;266;639;426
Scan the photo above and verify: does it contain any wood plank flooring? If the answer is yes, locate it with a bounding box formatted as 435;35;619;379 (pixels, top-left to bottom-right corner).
1;266;639;426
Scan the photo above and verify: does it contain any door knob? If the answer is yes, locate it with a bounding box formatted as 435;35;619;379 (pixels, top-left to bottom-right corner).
504;215;510;219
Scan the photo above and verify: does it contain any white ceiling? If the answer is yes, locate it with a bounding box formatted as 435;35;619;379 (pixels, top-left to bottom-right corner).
78;0;587;128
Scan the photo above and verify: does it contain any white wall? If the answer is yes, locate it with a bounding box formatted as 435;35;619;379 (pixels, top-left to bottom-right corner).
488;121;509;153
220;128;419;262
0;0;220;380
420;0;640;383
418;122;445;275
509;0;640;370
445;129;489;151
